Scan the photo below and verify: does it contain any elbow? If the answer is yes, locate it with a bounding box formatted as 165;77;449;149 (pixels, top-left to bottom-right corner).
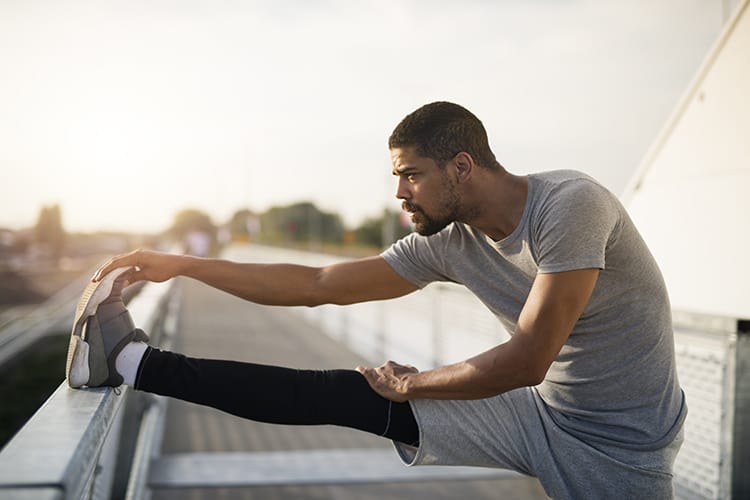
525;369;546;387
513;355;548;387
305;267;359;307
301;268;344;307
509;337;553;387
302;296;350;307
300;286;332;307
523;359;550;387
293;283;326;308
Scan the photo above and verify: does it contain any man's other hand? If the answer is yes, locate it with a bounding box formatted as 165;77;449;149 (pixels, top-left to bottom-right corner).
356;360;419;402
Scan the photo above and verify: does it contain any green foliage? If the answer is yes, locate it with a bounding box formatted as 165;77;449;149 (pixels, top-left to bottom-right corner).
225;204;412;250
354;209;412;248
228;209;261;239
167;208;218;256
169;209;216;239
258;202;344;245
34;204;65;259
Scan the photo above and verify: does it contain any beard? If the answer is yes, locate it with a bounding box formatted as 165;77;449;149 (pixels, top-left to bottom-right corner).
404;204;453;236
402;181;461;236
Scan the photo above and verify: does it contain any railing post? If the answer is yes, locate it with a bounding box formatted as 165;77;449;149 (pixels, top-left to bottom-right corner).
672;312;750;499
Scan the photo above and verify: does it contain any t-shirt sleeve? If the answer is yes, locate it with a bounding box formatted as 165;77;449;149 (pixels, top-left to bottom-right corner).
380;231;453;288
534;180;621;274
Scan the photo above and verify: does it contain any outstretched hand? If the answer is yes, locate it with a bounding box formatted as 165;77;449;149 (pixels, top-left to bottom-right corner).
92;249;184;285
356;360;419;403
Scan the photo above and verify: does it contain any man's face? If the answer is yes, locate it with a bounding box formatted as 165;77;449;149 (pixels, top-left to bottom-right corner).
390;147;461;236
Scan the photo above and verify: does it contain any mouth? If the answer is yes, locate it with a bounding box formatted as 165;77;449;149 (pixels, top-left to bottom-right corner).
402;202;419;215
403;207;419;223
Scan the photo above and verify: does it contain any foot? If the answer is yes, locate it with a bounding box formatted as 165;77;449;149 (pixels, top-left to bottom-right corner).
66;266;149;388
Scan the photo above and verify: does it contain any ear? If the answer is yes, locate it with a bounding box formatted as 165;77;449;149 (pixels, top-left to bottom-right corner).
453;152;474;183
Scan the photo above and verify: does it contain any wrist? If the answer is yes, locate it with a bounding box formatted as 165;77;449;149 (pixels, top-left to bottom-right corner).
400;371;421;399
176;254;198;278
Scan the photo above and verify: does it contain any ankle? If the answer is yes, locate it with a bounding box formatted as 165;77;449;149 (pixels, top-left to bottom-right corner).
115;342;149;386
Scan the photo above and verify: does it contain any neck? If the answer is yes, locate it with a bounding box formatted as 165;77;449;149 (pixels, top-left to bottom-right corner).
460;170;528;241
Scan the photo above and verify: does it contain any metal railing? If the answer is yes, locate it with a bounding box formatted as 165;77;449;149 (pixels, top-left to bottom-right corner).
0;279;177;500
671;312;749;500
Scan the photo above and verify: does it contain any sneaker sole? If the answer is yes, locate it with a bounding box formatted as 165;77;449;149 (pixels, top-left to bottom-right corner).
66;266;134;388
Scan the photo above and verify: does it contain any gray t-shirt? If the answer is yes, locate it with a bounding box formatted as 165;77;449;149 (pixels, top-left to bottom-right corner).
381;170;686;449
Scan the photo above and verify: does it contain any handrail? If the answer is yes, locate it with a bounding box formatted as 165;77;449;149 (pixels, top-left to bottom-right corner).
0;279;175;500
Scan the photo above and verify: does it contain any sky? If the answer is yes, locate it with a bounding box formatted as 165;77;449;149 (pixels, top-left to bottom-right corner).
0;0;737;233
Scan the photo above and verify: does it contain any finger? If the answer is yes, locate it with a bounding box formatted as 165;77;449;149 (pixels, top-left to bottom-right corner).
384;360;409;370
93;251;139;281
92;257;123;282
356;366;379;385
93;264;118;282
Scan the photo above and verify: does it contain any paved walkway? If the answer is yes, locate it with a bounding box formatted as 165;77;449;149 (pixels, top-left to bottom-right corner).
152;278;549;500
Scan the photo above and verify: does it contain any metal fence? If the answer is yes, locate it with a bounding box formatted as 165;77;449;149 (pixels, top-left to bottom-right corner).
671;312;749;500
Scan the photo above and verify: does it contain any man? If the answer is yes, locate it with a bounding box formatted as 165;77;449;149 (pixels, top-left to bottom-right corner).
67;102;686;499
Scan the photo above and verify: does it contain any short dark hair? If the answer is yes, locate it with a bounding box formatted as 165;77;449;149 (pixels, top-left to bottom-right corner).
388;101;498;169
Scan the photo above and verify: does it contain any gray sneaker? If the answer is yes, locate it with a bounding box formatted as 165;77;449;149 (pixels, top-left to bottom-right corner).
66;266;149;388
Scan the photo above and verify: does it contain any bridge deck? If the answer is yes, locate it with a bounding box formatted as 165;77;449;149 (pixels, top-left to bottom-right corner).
151;278;548;499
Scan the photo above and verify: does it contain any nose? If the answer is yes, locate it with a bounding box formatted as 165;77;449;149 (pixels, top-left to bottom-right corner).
395;176;410;200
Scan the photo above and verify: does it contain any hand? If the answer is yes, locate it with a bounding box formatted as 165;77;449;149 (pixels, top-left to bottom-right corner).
92;249;184;284
356;360;419;402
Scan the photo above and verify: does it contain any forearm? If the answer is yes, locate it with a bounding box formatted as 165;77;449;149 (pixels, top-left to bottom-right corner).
178;255;327;306
358;270;598;402
403;341;542;400
358;339;545;402
405;269;599;401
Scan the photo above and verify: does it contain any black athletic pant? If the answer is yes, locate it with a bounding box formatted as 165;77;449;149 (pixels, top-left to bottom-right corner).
134;347;420;446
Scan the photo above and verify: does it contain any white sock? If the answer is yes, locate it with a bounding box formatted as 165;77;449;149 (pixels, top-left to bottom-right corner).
115;342;149;386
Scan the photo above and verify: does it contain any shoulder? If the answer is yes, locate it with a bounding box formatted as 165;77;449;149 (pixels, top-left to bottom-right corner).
528;171;624;248
381;224;483;287
530;170;619;215
528;172;622;272
387;222;480;255
532;170;609;194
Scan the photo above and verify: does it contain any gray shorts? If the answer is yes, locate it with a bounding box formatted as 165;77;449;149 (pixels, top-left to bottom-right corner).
393;387;683;500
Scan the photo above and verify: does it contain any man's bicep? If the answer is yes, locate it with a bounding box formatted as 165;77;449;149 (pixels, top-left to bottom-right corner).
513;268;600;379
318;256;418;305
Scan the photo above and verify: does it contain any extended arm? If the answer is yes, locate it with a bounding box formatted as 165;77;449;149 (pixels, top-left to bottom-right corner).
93;249;418;307
357;268;599;401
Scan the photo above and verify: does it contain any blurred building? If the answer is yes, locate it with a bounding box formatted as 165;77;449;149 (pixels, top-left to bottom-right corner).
622;0;749;319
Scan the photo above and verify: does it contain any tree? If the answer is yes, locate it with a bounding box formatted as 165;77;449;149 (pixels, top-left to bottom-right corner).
354;209;412;248
259;202;344;246
228;209;261;242
168;209;217;256
34;204;65;261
